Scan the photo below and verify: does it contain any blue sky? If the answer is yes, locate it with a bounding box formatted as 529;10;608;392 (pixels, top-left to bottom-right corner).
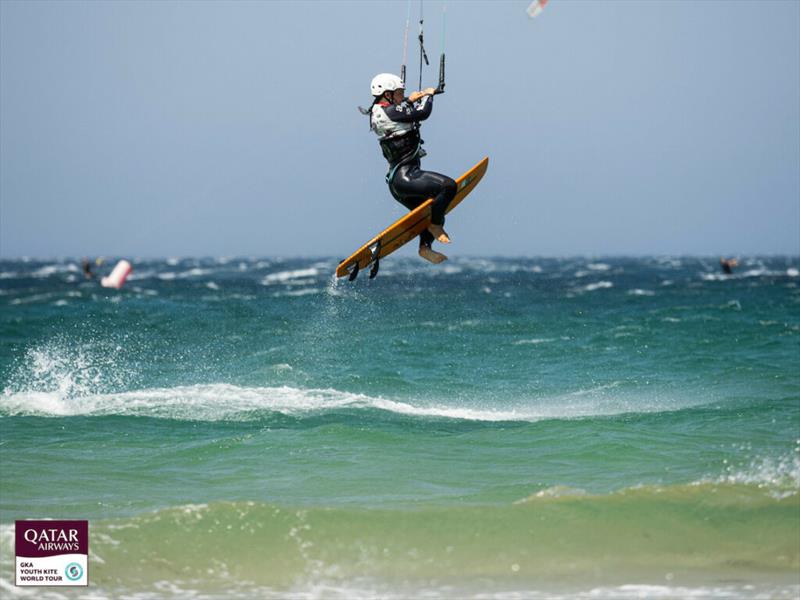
1;0;798;258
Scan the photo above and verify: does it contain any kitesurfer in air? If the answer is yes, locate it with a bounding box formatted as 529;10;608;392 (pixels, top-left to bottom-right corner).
720;257;738;275
368;73;456;264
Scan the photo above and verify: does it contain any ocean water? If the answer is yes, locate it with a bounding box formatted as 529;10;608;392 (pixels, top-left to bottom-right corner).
0;255;798;599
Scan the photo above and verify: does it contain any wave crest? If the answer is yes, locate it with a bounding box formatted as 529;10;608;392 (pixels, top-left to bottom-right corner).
0;383;545;422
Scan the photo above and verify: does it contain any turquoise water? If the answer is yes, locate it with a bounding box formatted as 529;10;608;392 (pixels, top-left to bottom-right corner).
1;256;798;598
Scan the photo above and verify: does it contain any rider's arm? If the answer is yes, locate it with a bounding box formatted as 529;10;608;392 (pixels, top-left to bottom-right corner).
383;94;434;124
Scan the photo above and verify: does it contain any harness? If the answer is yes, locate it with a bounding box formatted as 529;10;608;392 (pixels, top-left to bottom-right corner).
384;135;423;185
365;100;425;184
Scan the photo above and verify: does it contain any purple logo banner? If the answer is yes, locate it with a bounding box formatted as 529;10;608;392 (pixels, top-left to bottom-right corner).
15;520;88;558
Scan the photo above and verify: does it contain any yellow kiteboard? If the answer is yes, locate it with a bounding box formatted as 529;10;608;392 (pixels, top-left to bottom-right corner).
336;157;489;280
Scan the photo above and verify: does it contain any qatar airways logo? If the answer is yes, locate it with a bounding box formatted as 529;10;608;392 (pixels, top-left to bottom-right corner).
23;527;81;552
15;520;88;587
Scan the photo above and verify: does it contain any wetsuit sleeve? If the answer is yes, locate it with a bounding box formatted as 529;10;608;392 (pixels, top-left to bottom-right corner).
382;96;434;124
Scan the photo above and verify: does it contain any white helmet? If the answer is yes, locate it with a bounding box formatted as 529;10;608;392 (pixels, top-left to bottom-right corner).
370;73;404;97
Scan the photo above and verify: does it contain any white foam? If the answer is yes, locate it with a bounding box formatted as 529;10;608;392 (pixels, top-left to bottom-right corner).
10;578;790;600
177;267;213;278
627;288;655;296
514;486;588;503
441;265;463;275
741;268;770;278
0;381;707;424
714;448;800;497
127;269;157;281
513;338;556;345
586;262;611;271
584;584;759;599
569;381;622;397
656;257;683;268
273;288;321;297
447;319;482;331
262;268;320;284
367;396;528;421
31;264;77;278
702;268;792;281
10;293;58;305
582;281;613;292
0;384;534;422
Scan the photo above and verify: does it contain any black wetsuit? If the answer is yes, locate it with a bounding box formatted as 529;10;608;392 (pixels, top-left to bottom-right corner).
371;96;457;248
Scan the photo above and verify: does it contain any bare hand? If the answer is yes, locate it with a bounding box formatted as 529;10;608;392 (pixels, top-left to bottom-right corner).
408;88;436;102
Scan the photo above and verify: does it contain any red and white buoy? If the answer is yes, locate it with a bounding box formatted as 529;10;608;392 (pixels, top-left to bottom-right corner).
101;259;132;289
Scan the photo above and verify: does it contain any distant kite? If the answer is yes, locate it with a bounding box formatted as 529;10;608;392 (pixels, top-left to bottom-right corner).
527;0;549;19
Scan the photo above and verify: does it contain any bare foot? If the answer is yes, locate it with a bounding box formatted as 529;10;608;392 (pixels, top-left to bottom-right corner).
427;224;451;244
419;246;448;264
